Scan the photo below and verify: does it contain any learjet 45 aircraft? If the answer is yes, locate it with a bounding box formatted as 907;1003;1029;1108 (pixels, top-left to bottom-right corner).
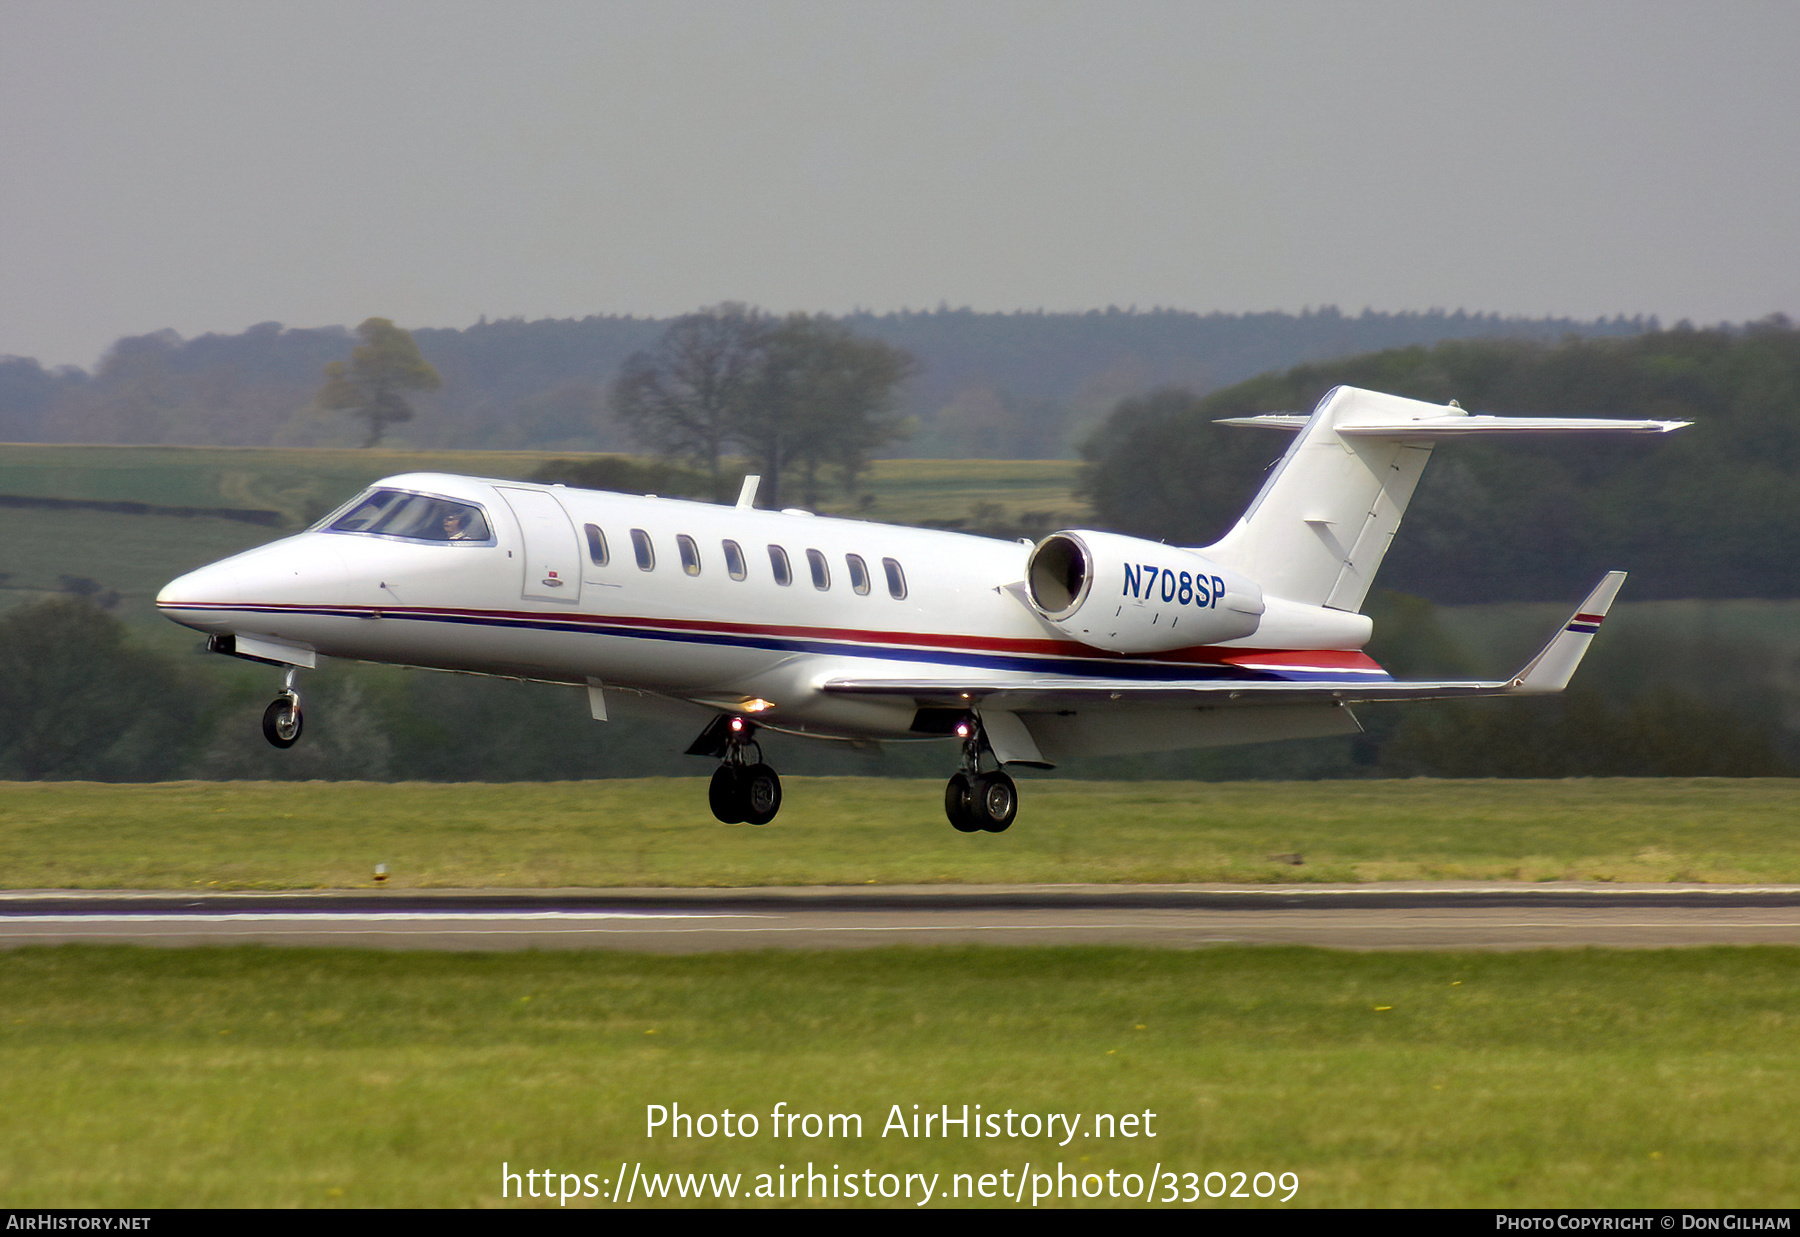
158;386;1685;832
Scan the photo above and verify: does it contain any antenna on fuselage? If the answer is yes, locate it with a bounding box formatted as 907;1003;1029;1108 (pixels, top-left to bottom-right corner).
736;475;761;509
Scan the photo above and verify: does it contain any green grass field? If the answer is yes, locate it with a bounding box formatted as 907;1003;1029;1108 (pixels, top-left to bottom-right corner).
5;775;1797;1209
7;777;1800;889
0;944;1793;1208
0;441;1082;527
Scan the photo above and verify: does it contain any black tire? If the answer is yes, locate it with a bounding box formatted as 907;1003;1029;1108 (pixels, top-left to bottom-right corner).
971;770;1017;833
945;771;980;832
261;696;302;749
741;763;782;825
709;765;746;824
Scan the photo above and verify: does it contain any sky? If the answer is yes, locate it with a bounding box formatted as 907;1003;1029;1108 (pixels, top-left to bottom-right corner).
3;0;1798;370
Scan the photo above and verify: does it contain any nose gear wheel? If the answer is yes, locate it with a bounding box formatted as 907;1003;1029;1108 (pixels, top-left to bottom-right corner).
261;693;303;748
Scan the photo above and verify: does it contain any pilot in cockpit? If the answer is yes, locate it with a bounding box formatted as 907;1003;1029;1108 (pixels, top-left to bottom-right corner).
442;508;478;540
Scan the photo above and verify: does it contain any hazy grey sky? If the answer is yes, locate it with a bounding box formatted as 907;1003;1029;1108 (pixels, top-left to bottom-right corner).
4;0;1797;369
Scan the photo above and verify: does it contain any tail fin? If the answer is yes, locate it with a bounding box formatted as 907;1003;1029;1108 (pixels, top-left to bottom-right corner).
1200;386;1686;613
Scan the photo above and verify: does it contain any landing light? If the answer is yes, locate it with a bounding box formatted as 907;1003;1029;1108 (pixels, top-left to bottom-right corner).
741;698;775;714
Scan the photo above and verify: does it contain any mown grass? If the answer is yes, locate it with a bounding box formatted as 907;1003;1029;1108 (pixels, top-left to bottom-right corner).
0;945;1792;1208
0;442;575;524
6;778;1800;889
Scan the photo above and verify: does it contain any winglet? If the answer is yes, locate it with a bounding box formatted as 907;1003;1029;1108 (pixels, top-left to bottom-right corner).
1509;571;1627;694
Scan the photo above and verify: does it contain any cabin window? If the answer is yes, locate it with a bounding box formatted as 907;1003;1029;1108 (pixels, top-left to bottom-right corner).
677;534;701;576
631;528;655;571
327;490;492;543
807;549;830;590
883;557;907;600
846;553;871;595
723;540;747;581
768;545;792;586
584;524;609;566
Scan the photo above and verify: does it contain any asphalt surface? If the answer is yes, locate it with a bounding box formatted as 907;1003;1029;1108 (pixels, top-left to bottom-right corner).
4;883;1800;951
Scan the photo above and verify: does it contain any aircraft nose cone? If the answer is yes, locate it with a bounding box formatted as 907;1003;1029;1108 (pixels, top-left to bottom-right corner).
158;560;243;609
158;559;248;634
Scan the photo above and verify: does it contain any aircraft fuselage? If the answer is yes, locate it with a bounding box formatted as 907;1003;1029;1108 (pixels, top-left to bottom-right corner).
157;471;1383;745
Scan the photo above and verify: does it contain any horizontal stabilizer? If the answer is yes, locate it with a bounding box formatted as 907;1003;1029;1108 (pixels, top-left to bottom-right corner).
1217;413;1689;436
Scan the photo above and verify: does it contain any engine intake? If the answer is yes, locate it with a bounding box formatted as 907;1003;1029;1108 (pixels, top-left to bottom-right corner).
1025;530;1264;653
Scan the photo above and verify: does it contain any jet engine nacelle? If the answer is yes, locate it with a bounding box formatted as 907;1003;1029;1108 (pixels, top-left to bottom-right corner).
1025;529;1265;653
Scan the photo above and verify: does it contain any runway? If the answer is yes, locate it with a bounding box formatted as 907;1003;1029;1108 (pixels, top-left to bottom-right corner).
4;883;1800;951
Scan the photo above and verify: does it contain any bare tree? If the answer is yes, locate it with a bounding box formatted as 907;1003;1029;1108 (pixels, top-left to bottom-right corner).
610;304;770;501
750;314;915;508
615;306;914;507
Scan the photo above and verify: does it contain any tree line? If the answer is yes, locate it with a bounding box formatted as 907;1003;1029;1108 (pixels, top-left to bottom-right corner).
0;307;1652;458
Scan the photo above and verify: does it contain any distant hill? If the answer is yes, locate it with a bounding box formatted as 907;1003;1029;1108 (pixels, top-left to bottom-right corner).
1;307;1652;457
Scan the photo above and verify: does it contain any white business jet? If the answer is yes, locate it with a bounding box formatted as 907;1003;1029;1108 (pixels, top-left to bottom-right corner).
158;386;1685;832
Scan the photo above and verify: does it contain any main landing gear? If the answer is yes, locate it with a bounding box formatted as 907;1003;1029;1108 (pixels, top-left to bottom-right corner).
689;716;783;825
943;716;1016;834
261;668;303;749
683;712;1019;833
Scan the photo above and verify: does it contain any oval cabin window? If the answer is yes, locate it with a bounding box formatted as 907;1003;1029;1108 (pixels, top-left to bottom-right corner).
846;554;871;595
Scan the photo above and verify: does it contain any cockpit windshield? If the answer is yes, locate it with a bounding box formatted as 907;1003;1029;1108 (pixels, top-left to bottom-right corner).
327;490;493;543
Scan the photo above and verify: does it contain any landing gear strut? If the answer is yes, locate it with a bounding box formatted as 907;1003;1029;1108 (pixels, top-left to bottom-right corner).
690;716;782;825
943;716;1016;834
261;668;303;749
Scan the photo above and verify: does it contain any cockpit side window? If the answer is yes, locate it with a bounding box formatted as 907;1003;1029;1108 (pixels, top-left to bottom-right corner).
328;490;492;543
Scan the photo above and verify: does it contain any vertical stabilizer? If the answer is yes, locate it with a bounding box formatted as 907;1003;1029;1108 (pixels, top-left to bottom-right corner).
1202;386;1441;611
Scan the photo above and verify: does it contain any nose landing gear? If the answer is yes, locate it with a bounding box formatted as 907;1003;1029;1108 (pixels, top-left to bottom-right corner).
943;716;1016;834
691;715;783;825
260;669;303;749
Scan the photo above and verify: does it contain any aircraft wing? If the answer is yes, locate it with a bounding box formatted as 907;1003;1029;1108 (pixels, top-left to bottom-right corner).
821;572;1626;712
